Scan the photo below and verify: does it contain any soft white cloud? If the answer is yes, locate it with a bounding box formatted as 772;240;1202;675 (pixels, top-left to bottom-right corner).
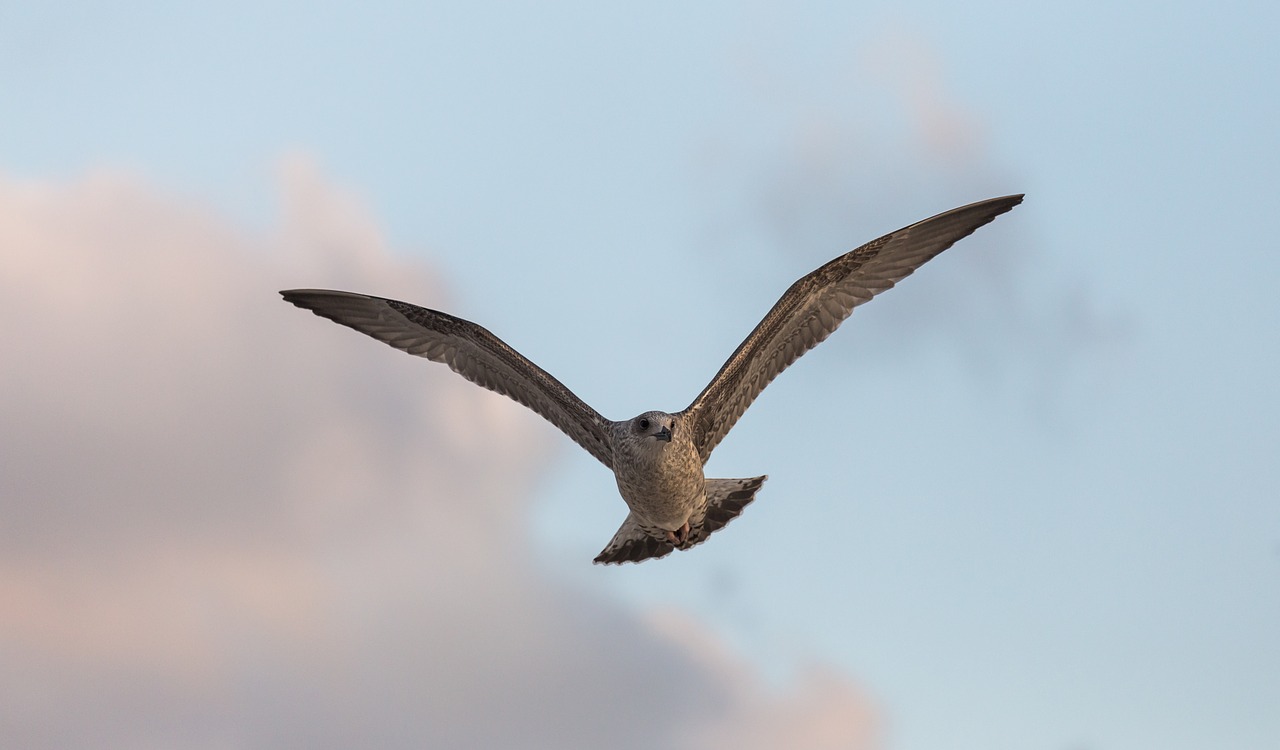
653;610;881;750
0;162;876;749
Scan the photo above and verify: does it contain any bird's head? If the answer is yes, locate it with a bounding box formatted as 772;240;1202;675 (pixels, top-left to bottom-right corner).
629;411;674;444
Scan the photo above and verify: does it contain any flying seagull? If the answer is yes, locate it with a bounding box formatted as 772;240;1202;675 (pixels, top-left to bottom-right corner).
282;194;1022;564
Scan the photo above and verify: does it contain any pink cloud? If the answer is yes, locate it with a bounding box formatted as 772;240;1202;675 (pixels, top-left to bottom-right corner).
0;161;876;748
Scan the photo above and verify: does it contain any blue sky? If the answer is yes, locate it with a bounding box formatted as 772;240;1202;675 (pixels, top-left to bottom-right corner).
3;2;1278;749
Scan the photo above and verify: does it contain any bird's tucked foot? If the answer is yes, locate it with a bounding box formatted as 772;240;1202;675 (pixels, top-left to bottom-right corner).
666;522;691;546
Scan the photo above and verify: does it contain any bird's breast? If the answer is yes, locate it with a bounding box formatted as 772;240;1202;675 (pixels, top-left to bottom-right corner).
613;437;705;530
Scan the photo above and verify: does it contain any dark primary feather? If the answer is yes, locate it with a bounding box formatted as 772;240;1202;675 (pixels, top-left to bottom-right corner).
280;290;615;468
680;194;1023;463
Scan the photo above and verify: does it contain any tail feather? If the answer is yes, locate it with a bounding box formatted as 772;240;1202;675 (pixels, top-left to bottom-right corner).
593;512;674;565
592;475;768;565
685;475;767;548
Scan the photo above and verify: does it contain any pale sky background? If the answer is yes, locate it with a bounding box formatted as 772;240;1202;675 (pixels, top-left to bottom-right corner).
2;2;1278;749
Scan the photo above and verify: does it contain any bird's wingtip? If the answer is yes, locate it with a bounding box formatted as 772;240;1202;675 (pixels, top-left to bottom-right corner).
279;289;368;309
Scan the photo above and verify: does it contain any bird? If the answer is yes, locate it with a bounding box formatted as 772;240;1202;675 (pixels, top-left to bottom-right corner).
282;194;1022;564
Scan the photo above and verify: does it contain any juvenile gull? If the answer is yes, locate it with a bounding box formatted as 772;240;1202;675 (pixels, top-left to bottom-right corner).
282;195;1022;564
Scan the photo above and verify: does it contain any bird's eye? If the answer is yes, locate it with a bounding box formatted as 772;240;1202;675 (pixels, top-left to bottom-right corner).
638;418;650;432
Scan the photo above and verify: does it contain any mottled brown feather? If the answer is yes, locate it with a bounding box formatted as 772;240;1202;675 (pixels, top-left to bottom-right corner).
680;195;1023;463
280;290;615;468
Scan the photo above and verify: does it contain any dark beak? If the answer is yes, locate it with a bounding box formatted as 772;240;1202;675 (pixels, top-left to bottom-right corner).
655;426;672;442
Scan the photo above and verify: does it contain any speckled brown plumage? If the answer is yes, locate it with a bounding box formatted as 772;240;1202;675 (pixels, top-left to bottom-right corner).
282;195;1022;564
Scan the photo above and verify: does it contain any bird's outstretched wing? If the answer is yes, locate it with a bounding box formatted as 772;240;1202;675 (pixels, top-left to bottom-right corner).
282;290;615;468
681;195;1023;463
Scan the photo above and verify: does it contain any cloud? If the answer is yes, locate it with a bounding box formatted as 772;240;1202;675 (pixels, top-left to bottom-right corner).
0;161;876;748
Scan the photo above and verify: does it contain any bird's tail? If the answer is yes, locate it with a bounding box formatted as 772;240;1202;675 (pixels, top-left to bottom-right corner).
685;475;767;546
592;475;767;565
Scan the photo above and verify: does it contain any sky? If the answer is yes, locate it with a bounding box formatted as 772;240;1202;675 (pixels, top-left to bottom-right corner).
2;2;1278;749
